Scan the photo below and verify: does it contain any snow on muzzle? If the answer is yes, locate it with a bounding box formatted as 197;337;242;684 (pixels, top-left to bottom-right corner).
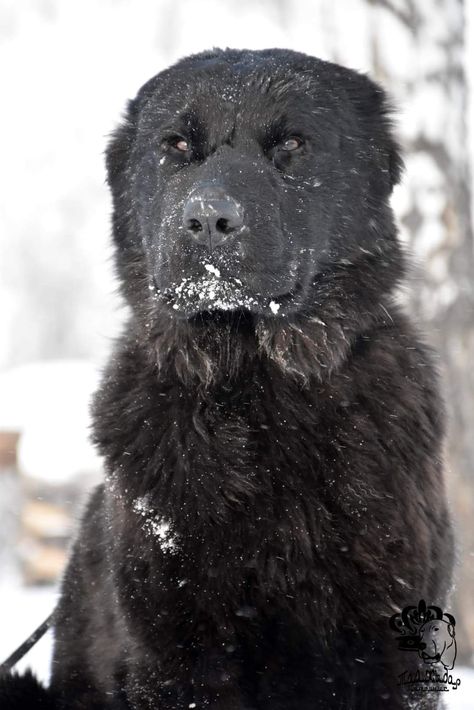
159;263;283;317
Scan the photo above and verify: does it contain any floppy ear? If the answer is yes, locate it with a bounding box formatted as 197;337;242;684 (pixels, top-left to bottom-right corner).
345;71;404;192
105;98;139;187
105;98;142;251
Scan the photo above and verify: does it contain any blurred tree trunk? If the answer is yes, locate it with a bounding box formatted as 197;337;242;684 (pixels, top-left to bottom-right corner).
367;0;474;663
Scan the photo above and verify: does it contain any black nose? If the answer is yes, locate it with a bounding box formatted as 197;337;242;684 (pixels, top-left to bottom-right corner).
183;188;244;250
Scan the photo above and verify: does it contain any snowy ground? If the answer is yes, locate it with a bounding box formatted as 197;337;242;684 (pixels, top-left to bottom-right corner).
0;581;472;707
0;579;58;683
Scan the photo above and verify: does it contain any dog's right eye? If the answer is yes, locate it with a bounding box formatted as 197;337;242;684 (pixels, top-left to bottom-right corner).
162;135;191;154
174;138;189;152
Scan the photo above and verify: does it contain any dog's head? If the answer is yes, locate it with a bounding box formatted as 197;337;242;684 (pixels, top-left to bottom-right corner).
419;619;456;668
106;48;403;325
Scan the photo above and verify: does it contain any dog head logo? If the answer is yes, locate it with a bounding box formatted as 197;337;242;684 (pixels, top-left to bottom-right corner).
418;619;457;670
389;600;457;670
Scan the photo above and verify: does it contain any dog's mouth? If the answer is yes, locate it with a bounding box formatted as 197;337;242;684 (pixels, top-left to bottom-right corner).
421;652;441;662
156;272;304;320
187;308;255;327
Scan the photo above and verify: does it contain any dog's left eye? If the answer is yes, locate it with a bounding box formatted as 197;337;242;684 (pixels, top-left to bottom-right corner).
279;137;304;152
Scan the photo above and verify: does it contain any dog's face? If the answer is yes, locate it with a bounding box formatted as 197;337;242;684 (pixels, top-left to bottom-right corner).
419;620;456;665
107;49;402;322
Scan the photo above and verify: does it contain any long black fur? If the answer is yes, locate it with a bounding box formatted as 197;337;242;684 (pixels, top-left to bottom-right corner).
13;49;455;709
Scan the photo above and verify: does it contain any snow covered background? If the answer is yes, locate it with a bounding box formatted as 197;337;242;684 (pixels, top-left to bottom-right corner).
0;0;473;705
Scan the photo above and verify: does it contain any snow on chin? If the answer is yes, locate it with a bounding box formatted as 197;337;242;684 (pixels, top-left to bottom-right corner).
203;262;221;277
167;275;259;312
164;271;286;316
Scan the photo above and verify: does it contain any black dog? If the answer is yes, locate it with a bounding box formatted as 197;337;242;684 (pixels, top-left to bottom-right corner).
4;48;454;709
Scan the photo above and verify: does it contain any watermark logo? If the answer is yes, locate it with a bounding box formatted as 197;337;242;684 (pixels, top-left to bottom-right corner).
389;600;461;693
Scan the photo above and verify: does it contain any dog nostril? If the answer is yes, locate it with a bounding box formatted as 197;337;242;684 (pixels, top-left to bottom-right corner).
187;218;203;233
216;218;231;234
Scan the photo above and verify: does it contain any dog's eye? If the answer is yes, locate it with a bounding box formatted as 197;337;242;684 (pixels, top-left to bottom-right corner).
163;135;190;153
280;137;304;152
174;138;190;152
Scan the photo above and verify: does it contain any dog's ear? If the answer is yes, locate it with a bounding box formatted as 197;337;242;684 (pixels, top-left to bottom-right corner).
344;71;404;192
447;623;456;638
105;98;139;187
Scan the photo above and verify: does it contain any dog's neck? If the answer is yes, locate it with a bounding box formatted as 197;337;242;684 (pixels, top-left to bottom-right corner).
94;256;402;528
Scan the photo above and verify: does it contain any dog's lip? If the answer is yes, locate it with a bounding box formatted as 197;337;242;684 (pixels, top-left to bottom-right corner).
186;282;303;318
271;281;303;305
187;307;256;326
